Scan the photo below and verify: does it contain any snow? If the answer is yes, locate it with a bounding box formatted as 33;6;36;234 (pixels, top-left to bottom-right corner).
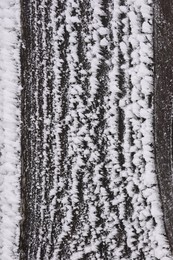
0;0;20;259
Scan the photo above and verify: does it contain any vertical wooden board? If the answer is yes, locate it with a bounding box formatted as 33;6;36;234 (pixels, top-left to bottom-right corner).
154;0;173;252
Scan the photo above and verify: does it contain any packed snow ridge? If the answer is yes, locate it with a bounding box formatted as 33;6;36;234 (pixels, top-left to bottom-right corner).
0;0;20;260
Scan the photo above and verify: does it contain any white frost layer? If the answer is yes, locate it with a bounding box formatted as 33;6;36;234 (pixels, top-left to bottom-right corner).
122;0;172;259
0;1;20;259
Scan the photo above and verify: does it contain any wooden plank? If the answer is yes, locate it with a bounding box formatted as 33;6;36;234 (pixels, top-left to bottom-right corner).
154;0;173;252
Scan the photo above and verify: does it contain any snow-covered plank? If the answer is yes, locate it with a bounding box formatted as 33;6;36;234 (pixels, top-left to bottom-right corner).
19;0;173;259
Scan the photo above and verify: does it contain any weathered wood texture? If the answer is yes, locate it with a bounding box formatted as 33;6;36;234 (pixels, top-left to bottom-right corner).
154;0;173;252
20;0;172;259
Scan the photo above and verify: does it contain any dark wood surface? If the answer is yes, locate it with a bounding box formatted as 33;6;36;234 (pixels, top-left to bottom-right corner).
154;0;173;252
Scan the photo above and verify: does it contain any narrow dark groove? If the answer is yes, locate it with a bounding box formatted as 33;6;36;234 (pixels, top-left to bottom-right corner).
154;0;173;253
20;0;32;258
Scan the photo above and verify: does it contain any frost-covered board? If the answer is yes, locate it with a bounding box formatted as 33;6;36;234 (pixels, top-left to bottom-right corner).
1;0;170;259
